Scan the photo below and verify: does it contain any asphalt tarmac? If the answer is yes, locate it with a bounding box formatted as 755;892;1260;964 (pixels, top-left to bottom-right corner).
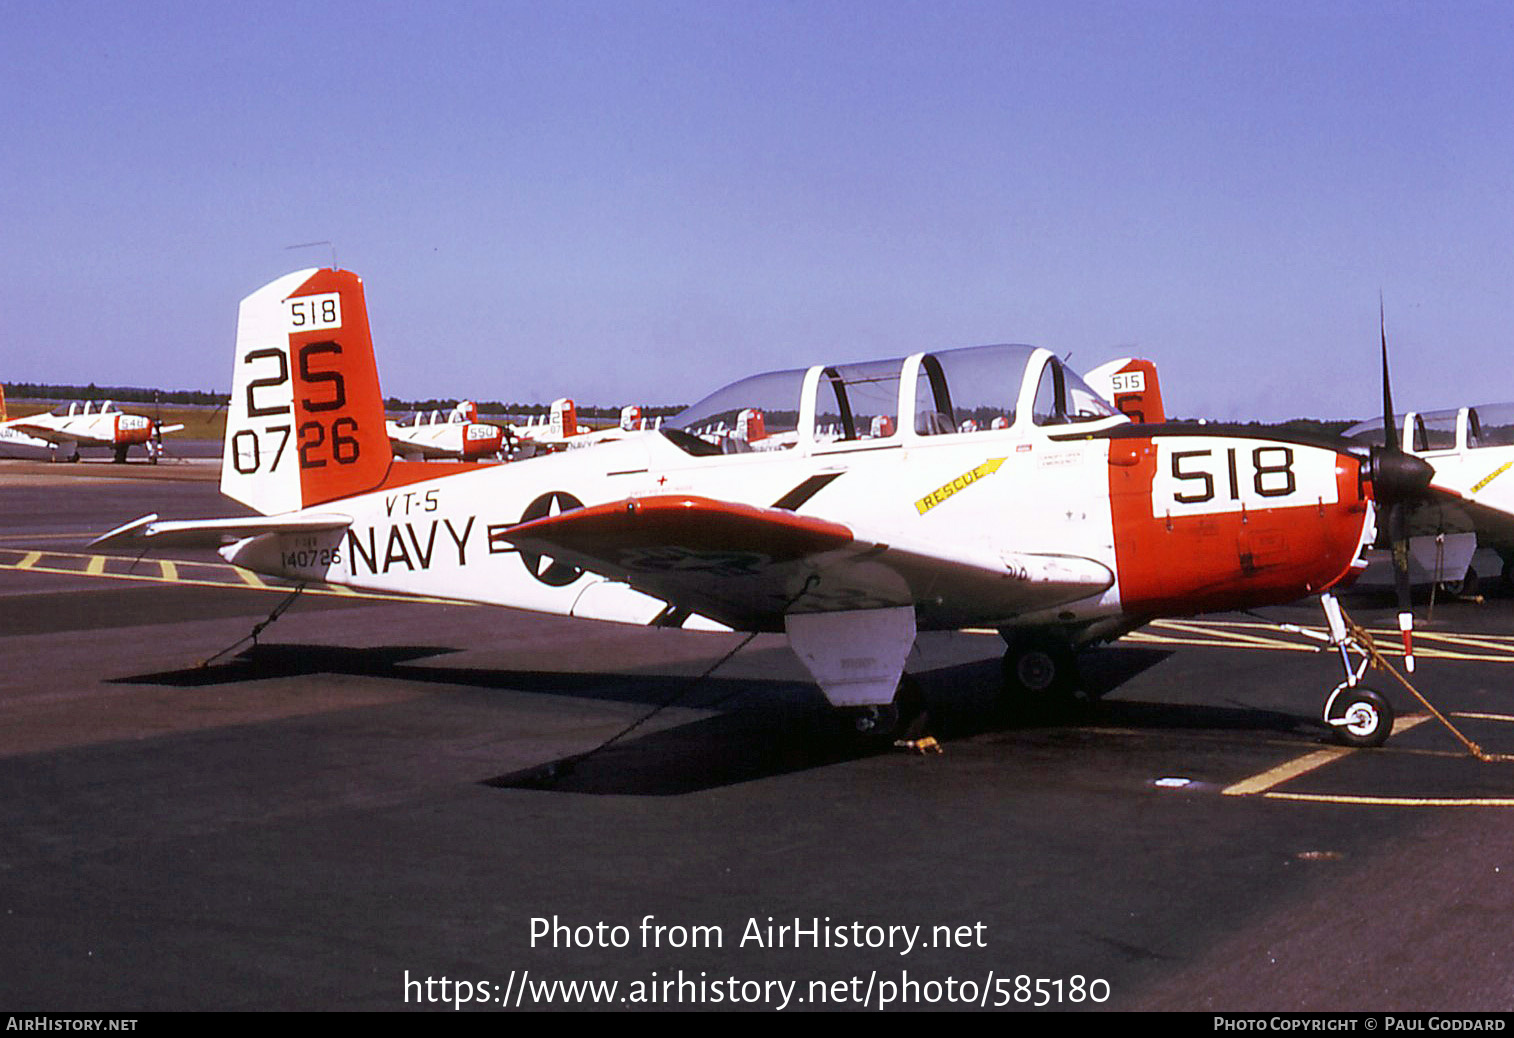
2;460;1513;1012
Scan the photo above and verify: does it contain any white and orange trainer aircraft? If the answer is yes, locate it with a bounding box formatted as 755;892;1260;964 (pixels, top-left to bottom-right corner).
386;400;507;462
0;387;181;463
94;268;1435;746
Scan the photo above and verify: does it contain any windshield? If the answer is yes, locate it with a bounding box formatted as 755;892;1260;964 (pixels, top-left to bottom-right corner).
666;368;805;448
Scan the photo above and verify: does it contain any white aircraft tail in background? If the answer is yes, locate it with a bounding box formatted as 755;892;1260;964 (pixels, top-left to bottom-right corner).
1083;357;1165;424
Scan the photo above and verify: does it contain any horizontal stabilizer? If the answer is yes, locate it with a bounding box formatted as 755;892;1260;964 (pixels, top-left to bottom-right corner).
90;512;353;549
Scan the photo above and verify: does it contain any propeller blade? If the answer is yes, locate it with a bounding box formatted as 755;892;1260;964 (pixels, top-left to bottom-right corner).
1380;295;1396;452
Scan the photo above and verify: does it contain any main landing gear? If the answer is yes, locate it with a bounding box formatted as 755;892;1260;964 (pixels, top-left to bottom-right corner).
849;675;937;752
998;632;1084;713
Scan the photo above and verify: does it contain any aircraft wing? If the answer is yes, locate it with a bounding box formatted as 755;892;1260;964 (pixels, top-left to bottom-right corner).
90;512;353;549
0;422;52;449
500;495;1113;631
1;416;70;446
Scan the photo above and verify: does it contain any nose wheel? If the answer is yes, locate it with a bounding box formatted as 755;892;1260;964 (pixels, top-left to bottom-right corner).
1323;684;1394;748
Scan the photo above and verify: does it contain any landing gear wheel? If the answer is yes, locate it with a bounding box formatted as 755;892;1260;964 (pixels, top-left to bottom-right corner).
1438;567;1478;598
849;676;930;743
999;635;1081;712
1323;685;1394;748
852;703;899;736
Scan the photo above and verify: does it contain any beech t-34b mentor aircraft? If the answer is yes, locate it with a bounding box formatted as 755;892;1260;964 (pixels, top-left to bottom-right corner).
1345;403;1514;594
0;387;181;463
386;401;507;461
94;268;1436;747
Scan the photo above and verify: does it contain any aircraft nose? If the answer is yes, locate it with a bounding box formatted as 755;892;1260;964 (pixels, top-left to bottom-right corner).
1369;447;1434;501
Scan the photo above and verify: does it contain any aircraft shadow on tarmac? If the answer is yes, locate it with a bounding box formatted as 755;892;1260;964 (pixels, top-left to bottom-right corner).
111;641;1323;795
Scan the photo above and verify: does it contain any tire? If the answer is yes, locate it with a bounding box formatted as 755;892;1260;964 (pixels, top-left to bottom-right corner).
1324;686;1394;748
1000;636;1081;710
850;676;929;741
1438;567;1478;598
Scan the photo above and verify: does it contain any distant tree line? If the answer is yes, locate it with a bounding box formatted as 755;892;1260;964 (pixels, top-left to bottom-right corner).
7;382;688;419
5;384;1357;432
384;398;688;420
5;382;225;406
1164;417;1357;438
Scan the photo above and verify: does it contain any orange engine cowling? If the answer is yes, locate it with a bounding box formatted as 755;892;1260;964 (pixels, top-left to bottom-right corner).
462;423;504;458
115;414;153;445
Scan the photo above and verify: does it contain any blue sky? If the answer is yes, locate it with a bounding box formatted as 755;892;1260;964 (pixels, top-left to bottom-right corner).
3;1;1512;419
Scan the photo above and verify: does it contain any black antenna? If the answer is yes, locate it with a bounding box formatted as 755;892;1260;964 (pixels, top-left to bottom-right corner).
284;240;338;269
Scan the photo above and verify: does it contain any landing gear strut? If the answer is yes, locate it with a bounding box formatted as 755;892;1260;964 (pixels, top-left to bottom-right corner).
1309;594;1396;747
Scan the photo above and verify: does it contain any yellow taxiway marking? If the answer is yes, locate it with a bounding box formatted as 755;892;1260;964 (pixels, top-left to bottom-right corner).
1118;618;1514;665
1221;716;1432;797
235;567;268;590
1262;792;1514;807
0;548;467;606
1223;715;1514;807
1451;711;1514;724
1221;747;1356;797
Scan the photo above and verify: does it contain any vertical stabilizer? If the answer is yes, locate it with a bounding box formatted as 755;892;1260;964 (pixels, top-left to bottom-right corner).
550;397;578;440
223;269;391;514
1084;357;1165;424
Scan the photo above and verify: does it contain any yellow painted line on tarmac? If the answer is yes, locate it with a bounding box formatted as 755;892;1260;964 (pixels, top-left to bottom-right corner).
1221;747;1355;796
1261;792;1514;807
1145;619;1306;652
0;548;473;607
234;567;268;589
1418;631;1514;654
1222;715;1432;797
1451;712;1514;724
1123;619;1514;665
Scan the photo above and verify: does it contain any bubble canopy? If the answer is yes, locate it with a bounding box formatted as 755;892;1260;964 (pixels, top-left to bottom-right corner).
1345;402;1514;453
664;344;1121;452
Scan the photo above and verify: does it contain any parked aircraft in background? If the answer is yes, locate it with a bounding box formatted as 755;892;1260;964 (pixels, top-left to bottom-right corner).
1345;403;1514;593
386;401;507;461
0;386;182;463
94;268;1434;748
513;400;660;454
